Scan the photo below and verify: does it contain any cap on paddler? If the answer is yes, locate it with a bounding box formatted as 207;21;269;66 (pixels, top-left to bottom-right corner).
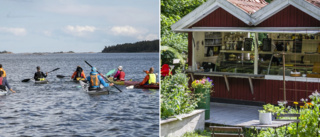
118;66;123;70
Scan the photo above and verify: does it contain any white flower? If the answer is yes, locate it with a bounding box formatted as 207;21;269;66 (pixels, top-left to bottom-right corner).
306;99;308;102
301;98;305;102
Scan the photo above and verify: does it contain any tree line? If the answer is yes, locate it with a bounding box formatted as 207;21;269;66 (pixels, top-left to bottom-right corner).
102;40;159;53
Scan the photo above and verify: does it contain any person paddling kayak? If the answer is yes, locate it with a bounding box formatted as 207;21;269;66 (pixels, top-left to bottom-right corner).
113;66;125;81
34;66;48;81
71;66;86;81
0;64;7;77
139;67;157;86
86;67;114;90
0;71;15;93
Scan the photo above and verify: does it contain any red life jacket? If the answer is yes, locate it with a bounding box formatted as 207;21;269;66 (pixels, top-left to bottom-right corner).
0;77;5;91
119;71;125;81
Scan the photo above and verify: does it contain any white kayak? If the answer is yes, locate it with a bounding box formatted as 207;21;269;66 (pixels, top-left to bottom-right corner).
79;80;109;95
0;90;8;96
35;80;49;84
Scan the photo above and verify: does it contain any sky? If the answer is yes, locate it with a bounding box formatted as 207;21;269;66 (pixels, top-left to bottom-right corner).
0;0;159;53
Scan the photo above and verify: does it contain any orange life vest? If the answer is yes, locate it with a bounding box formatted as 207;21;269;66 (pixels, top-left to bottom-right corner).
90;74;100;87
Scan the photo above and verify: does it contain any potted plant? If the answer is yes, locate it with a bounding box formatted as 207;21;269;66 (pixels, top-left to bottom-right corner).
258;104;278;125
192;77;214;120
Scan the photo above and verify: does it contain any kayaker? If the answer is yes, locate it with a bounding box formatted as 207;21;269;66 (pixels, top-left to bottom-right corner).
113;66;125;81
161;64;171;77
139;67;157;85
34;66;48;81
0;64;7;77
71;66;86;81
0;71;15;93
86;67;114;90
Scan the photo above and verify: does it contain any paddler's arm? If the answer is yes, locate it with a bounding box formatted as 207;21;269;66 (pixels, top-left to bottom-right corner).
3;78;15;93
42;72;47;77
98;75;114;87
71;72;77;79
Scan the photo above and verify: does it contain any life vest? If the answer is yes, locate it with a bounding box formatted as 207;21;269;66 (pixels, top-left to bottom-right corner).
0;77;5;90
148;73;156;84
0;68;6;77
119;71;125;81
35;72;46;81
74;71;83;80
90;74;100;87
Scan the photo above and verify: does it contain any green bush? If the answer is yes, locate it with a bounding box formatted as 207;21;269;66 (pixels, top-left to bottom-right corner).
161;70;201;119
258;90;320;137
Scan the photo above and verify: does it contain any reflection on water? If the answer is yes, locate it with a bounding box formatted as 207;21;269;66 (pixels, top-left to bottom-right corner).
0;53;159;136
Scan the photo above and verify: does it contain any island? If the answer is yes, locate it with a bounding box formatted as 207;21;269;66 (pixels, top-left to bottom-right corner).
102;40;159;53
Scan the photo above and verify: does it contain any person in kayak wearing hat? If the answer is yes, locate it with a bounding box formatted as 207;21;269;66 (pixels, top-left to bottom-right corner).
0;64;7;77
113;66;125;81
71;66;86;81
0;71;15;93
34;66;48;81
86;67;114;90
139;67;157;86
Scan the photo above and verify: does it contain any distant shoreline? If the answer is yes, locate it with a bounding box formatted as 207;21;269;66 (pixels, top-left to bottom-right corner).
0;52;159;54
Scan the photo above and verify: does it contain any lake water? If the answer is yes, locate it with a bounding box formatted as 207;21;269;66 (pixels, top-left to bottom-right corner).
0;53;159;136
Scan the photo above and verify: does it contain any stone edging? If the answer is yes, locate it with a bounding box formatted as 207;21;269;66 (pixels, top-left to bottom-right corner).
160;109;205;124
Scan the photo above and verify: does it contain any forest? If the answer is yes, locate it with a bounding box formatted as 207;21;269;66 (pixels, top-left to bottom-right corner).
102;40;159;53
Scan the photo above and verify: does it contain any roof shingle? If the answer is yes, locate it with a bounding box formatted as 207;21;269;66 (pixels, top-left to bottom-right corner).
227;0;268;14
305;0;320;8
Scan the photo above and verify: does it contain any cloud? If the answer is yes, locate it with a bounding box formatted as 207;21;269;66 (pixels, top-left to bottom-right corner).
110;25;158;41
144;34;158;40
111;26;143;36
0;27;27;36
43;30;52;36
63;25;96;37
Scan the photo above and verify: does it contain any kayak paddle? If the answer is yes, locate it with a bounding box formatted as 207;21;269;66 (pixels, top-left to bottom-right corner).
21;68;60;82
56;75;71;78
84;61;122;92
106;69;116;77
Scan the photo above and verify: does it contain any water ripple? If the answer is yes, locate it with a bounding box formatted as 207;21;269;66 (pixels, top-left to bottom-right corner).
0;53;159;136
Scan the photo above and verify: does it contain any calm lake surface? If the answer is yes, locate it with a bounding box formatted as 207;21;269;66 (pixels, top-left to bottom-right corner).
0;53;159;136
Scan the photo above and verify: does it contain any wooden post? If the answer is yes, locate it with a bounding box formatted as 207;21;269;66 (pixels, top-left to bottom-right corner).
254;33;259;74
283;53;286;101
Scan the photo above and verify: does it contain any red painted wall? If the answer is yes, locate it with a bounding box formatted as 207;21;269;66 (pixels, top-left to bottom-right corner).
193;75;320;105
190;8;250;28
257;5;320;27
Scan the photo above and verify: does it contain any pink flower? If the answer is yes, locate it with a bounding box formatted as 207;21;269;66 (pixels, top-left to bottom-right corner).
196;80;199;83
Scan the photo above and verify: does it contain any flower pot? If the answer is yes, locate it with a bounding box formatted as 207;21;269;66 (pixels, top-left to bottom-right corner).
259;112;272;125
194;88;210;120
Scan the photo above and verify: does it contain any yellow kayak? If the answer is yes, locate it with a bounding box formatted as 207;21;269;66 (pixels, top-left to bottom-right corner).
108;77;126;85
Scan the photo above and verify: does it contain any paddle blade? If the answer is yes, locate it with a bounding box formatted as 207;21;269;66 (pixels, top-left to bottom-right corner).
56;75;66;78
49;68;60;73
106;69;116;76
53;68;60;71
21;79;30;82
126;85;134;89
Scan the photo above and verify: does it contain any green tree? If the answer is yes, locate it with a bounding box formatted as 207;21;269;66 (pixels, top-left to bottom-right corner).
161;0;206;66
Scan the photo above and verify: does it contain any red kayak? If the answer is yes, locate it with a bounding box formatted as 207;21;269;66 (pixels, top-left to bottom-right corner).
134;84;159;89
124;81;159;89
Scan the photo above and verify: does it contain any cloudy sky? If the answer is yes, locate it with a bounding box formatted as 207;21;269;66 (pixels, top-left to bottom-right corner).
0;0;159;53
